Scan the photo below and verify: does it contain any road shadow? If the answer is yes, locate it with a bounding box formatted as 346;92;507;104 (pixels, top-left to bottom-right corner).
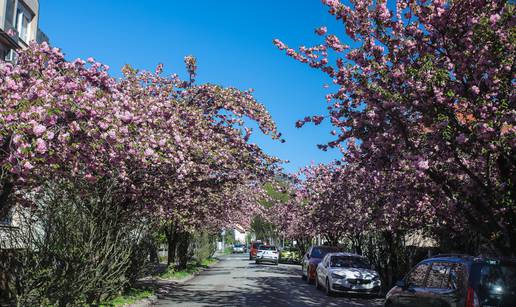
157;261;383;307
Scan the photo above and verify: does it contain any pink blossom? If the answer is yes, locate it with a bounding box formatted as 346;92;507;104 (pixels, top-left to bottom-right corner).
23;161;34;171
489;14;501;24
144;148;155;157
315;26;328;36
33;124;47;137
46;131;55;140
120;111;133;123
273;39;287;50
84;173;96;183
35;138;47;154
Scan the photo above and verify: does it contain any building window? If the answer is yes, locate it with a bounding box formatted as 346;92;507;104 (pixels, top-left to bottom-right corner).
5;0;16;29
16;2;34;43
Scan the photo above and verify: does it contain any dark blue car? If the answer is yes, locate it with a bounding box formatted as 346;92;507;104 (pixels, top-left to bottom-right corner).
385;254;516;307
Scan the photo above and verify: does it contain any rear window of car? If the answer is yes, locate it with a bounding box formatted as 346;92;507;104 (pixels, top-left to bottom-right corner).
330;256;371;269
475;262;516;306
407;263;430;287
234;244;243;247
310;247;340;258
259;245;276;251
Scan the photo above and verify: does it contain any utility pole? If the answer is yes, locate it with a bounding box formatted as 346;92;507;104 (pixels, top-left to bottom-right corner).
221;229;226;251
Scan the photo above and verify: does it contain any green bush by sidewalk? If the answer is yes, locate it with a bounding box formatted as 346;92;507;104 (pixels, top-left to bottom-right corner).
100;288;154;306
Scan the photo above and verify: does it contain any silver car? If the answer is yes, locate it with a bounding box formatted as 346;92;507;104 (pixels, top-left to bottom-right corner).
255;245;279;265
315;252;381;296
232;243;245;253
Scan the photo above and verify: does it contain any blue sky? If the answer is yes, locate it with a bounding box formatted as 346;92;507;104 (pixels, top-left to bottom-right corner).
39;0;345;173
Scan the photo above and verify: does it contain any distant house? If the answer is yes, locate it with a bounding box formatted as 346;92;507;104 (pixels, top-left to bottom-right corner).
234;225;246;243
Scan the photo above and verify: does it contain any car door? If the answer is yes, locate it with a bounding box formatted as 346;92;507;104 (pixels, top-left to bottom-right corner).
424;262;463;307
317;255;329;283
396;262;430;307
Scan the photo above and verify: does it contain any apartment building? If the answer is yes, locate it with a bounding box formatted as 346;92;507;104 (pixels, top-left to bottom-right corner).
0;0;48;62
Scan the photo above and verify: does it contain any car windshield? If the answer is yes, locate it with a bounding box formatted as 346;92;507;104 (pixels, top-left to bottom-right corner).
252;243;262;249
330;256;371;269
477;262;516;306
259;246;276;251
310;247;340;258
234;244;243;247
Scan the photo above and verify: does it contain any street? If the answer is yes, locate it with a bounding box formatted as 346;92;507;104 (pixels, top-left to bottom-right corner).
157;254;384;307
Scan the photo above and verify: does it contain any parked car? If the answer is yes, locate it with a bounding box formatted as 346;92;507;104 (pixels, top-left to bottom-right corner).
255;245;279;265
232;243;245;253
302;245;342;283
385;254;516;307
249;241;263;260
279;246;301;264
316;252;381;296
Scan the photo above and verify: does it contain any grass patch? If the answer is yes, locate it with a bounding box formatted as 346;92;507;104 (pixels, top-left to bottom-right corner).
159;258;218;280
200;257;218;266
223;246;233;255
100;288;154;306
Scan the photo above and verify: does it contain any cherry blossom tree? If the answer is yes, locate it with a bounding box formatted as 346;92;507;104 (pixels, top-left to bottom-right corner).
275;0;515;255
0;42;281;219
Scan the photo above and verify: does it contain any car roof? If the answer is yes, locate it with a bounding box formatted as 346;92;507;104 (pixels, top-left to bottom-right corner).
311;245;340;249
326;252;366;258
423;254;516;264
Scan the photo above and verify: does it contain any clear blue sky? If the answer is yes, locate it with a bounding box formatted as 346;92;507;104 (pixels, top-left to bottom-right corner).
39;0;345;173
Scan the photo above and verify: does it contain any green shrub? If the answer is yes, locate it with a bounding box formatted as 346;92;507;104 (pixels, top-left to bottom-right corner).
1;180;151;306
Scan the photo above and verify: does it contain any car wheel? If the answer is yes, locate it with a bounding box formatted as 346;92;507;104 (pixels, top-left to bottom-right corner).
325;279;334;296
315;274;321;290
301;265;307;280
306;268;313;284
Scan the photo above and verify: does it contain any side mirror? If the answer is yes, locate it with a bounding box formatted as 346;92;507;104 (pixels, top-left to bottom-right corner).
396;280;407;289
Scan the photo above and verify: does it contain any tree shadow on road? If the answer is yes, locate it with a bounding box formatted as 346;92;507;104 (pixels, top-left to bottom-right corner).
155;262;383;307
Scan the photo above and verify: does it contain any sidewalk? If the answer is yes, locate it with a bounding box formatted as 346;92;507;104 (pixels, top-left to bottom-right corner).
129;257;224;306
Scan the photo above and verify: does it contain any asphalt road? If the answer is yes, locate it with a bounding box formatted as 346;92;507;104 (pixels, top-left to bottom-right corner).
157;253;384;307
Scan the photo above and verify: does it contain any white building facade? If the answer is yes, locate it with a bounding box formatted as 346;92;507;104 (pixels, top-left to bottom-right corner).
0;0;48;62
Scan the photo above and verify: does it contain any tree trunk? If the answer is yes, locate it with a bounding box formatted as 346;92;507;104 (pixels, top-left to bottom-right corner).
148;237;159;264
0;179;14;220
165;223;178;266
177;231;191;270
